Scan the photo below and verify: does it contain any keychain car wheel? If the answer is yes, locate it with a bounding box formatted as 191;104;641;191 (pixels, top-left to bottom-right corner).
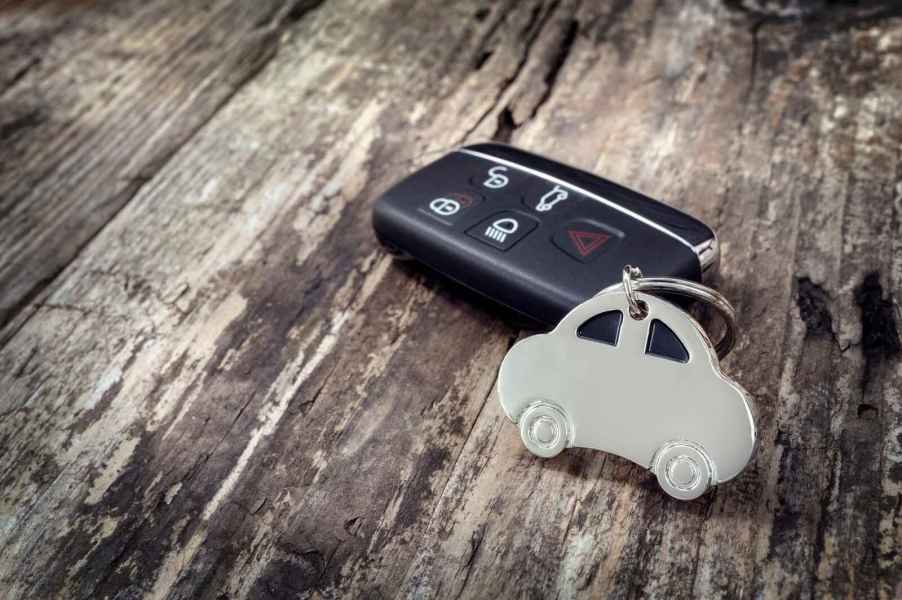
519;401;570;458
652;441;713;500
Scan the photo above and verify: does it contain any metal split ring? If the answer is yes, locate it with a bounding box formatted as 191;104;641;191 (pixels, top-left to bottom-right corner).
620;265;738;360
622;265;647;319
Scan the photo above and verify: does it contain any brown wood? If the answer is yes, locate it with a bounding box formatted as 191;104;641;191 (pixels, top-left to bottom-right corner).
1;0;901;598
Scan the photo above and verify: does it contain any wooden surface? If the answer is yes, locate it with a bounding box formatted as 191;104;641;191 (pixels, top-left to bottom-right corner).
1;0;901;598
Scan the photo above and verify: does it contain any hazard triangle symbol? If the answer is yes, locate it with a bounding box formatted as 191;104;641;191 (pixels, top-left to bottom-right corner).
567;229;609;257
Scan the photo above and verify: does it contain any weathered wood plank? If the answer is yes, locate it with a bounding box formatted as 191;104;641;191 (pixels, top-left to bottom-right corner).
1;1;510;597
1;0;901;598
0;0;317;340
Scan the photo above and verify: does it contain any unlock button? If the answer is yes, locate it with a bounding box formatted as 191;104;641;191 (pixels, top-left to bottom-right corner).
466;211;538;251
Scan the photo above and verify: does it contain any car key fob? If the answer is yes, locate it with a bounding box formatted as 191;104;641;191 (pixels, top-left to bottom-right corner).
371;143;719;326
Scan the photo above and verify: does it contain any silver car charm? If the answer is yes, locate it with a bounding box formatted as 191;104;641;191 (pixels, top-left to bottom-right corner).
497;266;756;500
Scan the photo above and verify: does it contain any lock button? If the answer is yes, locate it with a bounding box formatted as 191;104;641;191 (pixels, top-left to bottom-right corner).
466;211;538;251
419;191;484;225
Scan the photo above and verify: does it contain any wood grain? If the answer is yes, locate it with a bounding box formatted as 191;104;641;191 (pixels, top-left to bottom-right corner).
0;0;318;340
1;0;901;598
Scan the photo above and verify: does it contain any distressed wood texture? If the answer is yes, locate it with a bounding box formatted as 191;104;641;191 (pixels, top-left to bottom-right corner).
1;0;902;598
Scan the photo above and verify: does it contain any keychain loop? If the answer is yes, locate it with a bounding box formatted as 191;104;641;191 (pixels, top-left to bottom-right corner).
620;265;737;360
622;266;648;319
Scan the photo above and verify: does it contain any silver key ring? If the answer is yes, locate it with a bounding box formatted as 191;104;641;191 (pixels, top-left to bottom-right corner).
619;265;737;360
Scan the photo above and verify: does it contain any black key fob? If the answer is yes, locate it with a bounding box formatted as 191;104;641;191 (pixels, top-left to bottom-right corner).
371;143;718;326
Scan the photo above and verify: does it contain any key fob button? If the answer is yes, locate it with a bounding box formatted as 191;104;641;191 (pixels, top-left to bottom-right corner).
469;164;516;191
420;191;484;225
522;180;573;214
552;220;622;263
467;211;538;251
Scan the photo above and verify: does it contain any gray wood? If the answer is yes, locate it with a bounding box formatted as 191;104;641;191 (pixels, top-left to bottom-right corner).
1;0;900;598
0;0;311;341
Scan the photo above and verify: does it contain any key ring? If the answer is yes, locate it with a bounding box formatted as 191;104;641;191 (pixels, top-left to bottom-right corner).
619;265;737;360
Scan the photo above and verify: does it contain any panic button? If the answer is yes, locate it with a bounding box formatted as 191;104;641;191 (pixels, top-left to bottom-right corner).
467;211;538;251
553;220;621;263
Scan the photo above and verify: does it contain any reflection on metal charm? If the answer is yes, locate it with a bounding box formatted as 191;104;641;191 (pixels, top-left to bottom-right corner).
497;266;756;501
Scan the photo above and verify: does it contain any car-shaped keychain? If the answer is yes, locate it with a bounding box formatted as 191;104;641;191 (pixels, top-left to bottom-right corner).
497;267;756;500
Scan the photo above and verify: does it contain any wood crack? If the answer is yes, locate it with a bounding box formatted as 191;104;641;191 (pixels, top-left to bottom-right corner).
453;522;486;599
795;277;837;342
726;0;902;24
746;16;768;102
458;0;557;144
393;374;497;597
492;11;577;142
853;271;901;391
523;17;578;125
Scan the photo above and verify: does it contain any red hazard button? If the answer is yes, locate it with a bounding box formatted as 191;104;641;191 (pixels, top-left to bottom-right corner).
552;220;621;263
